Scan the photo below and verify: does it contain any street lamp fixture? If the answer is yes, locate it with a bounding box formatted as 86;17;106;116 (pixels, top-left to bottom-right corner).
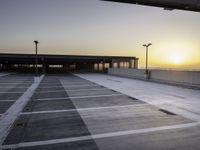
34;40;39;76
143;43;152;74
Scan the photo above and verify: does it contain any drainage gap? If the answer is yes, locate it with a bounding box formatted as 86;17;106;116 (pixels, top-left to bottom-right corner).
128;96;138;101
16;123;24;127
159;109;176;115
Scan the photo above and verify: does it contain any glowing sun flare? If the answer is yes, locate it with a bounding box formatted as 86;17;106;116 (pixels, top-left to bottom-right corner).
169;53;184;64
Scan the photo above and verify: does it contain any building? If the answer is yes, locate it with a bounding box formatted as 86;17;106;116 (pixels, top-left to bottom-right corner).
0;53;139;73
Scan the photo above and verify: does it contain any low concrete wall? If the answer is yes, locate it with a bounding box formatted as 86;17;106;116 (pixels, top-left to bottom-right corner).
108;68;147;80
108;68;200;89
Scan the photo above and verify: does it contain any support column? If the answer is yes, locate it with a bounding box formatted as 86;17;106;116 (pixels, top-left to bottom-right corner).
109;62;113;68
129;59;133;68
127;62;130;68
117;62;120;68
134;58;139;69
42;64;45;73
97;63;100;72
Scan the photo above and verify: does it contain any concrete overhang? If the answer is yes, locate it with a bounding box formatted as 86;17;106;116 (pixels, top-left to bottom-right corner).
0;53;136;65
101;0;200;12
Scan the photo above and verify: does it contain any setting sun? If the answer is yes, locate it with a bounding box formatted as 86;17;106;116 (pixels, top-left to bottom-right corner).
169;52;184;64
151;40;199;69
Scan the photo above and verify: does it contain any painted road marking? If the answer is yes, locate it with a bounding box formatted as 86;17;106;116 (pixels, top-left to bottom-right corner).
1;122;200;149
40;82;93;85
0;83;31;85
61;84;98;87
0;75;44;145
20;104;149;115
0;100;16;102
35;94;123;101
0;92;24;94
0;81;32;83
37;84;100;88
65;88;107;92
0;73;12;77
0;87;30;89
36;88;108;93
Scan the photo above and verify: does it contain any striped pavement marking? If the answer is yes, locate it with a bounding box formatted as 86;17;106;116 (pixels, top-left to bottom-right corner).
35;94;124;101
37;88;108;93
37;84;100;88
1;122;200;149
0;92;24;94
0;100;16;102
20;104;149;115
0;75;45;145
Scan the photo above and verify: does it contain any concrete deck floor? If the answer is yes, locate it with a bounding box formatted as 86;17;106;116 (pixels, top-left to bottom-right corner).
0;73;200;150
0;74;34;115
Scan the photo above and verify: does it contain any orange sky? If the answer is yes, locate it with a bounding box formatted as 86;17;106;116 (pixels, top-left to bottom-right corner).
0;0;200;70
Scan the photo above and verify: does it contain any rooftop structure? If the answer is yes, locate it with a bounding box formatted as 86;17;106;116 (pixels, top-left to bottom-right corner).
102;0;200;12
0;53;139;72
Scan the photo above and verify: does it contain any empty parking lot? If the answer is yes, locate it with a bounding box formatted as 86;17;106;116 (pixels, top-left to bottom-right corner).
0;73;200;150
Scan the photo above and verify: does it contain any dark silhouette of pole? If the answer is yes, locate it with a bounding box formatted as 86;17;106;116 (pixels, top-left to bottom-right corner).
143;43;152;74
34;41;39;76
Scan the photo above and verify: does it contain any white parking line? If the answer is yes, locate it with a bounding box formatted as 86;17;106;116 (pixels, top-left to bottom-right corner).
0;100;16;102
0;83;31;85
0;75;45;145
0;73;12;77
37;84;100;88
66;88;107;92
41;82;92;85
62;84;98;87
1;121;200;149
0;81;33;83
36;88;108;93
35;94;123;101
20;104;149;115
0;92;24;94
0;87;29;89
36;90;66;93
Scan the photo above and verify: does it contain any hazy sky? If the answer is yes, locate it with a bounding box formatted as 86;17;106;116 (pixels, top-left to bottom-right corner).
0;0;200;69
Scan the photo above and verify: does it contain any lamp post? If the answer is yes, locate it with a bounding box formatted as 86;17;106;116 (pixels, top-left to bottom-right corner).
143;43;152;74
34;40;39;76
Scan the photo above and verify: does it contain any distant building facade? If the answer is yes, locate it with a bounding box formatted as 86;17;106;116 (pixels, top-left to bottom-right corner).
0;53;139;73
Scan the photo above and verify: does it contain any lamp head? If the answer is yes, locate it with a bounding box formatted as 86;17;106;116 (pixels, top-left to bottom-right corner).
143;44;147;47
34;40;39;44
143;43;152;47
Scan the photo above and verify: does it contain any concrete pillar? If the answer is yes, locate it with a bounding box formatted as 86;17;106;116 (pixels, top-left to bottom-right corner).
124;62;127;69
102;63;104;71
97;63;100;72
129;59;134;68
134;58;139;69
87;63;94;71
94;64;98;71
109;62;113;68
117;62;120;68
127;62;130;68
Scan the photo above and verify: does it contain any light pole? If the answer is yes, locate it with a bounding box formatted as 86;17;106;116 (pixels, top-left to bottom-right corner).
143;43;152;74
34;40;39;76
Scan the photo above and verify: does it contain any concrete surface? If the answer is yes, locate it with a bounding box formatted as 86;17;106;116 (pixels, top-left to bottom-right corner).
76;73;200;122
0;74;43;145
0;74;34;115
0;73;12;77
1;73;200;150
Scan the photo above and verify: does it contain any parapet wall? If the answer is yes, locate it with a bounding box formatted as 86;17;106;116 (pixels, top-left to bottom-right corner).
108;68;200;89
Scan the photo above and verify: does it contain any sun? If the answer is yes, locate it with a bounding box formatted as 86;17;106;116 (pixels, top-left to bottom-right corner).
169;52;184;64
